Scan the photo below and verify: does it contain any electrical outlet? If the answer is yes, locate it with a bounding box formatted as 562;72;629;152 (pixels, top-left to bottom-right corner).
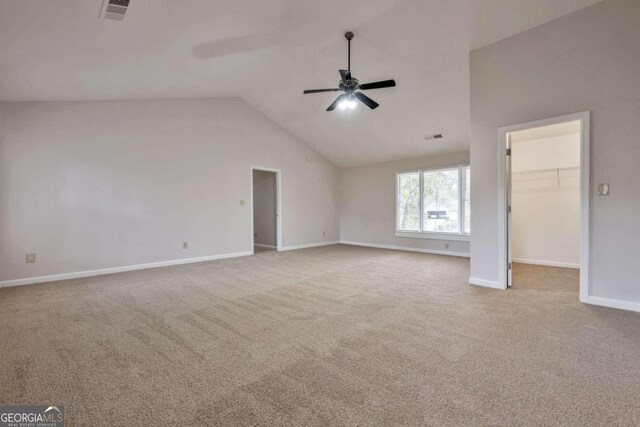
183;241;189;249
444;243;450;249
26;253;36;263
239;199;246;206
597;183;610;196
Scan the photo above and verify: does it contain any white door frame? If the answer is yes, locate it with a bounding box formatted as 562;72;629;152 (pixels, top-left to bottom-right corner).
497;111;590;301
250;166;282;252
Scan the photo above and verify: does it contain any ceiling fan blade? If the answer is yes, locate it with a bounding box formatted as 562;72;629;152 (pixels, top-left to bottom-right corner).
355;92;379;109
303;88;340;94
359;79;396;90
326;94;346;111
339;69;351;83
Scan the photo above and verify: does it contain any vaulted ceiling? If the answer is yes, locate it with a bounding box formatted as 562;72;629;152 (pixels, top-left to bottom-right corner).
0;0;601;167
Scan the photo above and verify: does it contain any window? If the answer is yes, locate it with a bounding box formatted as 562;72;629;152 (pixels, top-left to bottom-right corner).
397;172;420;231
396;165;470;238
464;166;470;234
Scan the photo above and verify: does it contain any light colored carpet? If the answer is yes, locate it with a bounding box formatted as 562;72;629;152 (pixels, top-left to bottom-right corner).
254;245;276;254
1;245;638;426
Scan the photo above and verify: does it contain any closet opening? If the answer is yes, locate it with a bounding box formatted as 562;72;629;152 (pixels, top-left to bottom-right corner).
498;112;589;300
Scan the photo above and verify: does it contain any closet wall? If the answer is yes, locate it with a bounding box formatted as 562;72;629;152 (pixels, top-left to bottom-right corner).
511;132;580;268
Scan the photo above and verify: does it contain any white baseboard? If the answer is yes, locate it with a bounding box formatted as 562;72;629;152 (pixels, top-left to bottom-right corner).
584;296;640;312
0;251;253;288
468;277;505;289
279;241;340;251
339;240;469;258
254;244;276;249
0;241;340;288
512;258;580;269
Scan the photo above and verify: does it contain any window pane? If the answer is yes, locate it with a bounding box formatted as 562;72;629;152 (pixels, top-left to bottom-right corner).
464;166;471;234
423;169;459;233
397;172;420;231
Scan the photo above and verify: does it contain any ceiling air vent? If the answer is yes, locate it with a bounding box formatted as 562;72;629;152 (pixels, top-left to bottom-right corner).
424;134;443;141
102;0;130;21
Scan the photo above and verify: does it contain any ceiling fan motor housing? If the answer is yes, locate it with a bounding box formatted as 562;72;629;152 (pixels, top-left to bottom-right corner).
339;78;359;93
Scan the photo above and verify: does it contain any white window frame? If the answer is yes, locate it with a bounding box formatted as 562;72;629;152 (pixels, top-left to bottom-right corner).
395;165;470;241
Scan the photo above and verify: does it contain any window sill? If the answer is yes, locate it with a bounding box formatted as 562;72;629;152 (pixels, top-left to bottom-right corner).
395;231;470;242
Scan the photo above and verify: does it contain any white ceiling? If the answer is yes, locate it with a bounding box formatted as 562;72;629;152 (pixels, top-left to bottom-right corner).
0;0;601;167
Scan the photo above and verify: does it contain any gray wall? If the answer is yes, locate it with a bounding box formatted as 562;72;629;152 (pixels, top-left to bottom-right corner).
0;98;340;282
470;0;640;304
252;170;277;247
340;151;470;256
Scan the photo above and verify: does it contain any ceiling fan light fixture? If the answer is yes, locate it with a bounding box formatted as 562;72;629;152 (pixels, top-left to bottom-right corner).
303;31;396;112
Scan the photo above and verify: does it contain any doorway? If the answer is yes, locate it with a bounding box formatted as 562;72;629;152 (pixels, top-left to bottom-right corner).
498;112;590;301
251;167;282;253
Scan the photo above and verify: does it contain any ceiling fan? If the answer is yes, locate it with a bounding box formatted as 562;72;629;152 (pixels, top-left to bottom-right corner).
303;31;396;111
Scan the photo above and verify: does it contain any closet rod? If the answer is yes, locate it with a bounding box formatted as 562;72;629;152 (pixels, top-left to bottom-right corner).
512;166;579;175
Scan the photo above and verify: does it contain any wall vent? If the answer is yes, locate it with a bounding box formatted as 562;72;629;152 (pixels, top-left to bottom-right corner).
102;0;130;21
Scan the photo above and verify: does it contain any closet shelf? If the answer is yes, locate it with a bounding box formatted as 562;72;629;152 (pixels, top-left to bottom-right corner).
512;166;579;175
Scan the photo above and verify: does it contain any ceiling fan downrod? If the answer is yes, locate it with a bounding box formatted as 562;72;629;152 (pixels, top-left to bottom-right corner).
345;31;354;72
